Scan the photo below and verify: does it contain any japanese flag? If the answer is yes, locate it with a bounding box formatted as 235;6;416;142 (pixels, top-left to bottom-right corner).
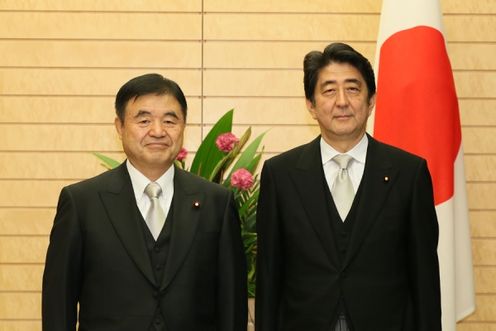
371;0;475;329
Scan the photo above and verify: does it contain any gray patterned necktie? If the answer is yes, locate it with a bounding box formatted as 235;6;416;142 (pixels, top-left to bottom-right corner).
144;182;166;240
331;154;355;221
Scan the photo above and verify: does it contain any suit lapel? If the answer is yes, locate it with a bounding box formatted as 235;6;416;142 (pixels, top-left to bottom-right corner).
99;163;157;287
160;168;203;291
343;136;398;267
289;137;340;266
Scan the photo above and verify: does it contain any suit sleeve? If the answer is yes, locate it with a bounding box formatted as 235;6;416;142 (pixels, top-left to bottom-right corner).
255;162;283;331
42;187;82;331
217;191;248;331
408;159;442;330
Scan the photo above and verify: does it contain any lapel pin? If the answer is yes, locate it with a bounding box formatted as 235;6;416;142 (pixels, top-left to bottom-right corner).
384;176;390;182
193;201;200;208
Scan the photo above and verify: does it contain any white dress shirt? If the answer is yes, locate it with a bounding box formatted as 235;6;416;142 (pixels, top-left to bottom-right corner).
126;160;174;222
321;134;369;194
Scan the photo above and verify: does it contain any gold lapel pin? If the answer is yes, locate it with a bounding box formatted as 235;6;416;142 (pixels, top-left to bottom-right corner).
193;201;200;208
384;176;390;182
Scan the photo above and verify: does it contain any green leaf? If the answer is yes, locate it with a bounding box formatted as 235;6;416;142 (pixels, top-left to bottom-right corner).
246;153;263;175
93;152;120;170
226;131;266;180
190;109;233;179
207;153;232;182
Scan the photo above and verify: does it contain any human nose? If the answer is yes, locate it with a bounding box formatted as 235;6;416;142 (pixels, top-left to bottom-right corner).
149;120;166;137
336;88;349;107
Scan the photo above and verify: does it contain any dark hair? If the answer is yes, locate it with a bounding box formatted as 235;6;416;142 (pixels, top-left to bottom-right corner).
115;73;188;122
303;42;376;104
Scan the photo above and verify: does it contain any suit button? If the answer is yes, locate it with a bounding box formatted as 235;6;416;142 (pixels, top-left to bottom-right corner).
155;264;162;271
154;245;160;252
155;318;162;325
153;291;159;299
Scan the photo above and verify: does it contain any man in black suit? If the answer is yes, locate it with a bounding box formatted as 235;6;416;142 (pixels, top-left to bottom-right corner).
42;73;247;331
255;43;441;330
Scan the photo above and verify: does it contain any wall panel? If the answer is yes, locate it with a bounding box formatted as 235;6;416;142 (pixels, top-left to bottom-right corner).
203;97;312;125
0;0;201;11
467;183;496;210
0;40;201;68
445;16;496;42
0;97;202;124
0;152;124;180
0;69;201;96
204;0;496;14
0;293;40;319
0;209;54;235
470;211;496;237
0;321;41;331
454;71;496;98
465;155;496;181
0;237;48;263
474;267;496;293
204;14;380;41
442;0;496;13
448;44;496;70
204;0;380;13
0;265;44;291
0;12;201;40
457;324;496;331
472;239;496;265
463;128;496;153
459;100;496;126
0;180;74;208
203;70;302;96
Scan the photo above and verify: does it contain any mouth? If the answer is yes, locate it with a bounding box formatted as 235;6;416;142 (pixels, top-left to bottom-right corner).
145;142;169;149
334;114;352;120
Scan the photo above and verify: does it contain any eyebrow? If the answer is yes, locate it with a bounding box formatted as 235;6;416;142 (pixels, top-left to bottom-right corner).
133;110;181;119
134;110;151;118
321;78;362;87
164;111;180;119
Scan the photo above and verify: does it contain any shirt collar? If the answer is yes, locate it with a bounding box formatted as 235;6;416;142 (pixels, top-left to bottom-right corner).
126;160;175;201
320;133;369;165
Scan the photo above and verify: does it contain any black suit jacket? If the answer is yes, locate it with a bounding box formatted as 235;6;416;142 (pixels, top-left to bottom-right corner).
255;135;441;331
42;163;247;331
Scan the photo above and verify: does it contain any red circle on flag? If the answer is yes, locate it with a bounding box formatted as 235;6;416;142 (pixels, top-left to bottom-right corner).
374;26;461;205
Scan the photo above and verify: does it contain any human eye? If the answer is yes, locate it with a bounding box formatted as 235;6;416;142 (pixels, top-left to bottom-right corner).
346;86;360;95
163;117;178;127
137;118;151;126
163;112;182;126
323;87;336;96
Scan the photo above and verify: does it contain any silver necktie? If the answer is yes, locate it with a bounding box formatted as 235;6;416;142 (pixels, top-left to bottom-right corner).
331;154;355;221
144;182;166;240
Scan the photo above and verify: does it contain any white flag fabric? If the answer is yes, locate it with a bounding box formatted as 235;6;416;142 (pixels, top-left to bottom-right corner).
372;0;475;329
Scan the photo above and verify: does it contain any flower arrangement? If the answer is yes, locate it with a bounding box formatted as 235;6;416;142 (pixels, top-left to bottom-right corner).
95;109;264;297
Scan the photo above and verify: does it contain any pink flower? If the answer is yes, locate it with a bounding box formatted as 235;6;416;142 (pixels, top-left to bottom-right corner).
216;132;239;153
176;147;188;161
231;168;254;190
